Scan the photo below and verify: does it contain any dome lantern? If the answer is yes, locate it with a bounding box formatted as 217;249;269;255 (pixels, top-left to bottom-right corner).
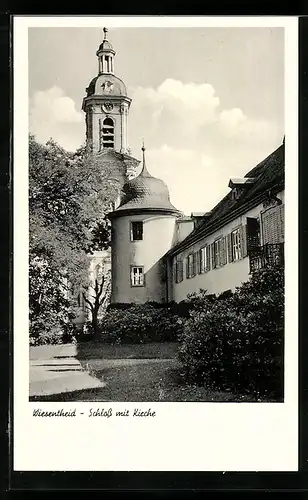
96;27;116;74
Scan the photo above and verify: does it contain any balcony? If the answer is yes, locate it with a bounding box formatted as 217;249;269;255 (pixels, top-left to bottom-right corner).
249;243;284;273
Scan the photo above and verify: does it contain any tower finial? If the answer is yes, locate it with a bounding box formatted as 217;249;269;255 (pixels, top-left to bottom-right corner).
141;139;148;175
103;27;108;40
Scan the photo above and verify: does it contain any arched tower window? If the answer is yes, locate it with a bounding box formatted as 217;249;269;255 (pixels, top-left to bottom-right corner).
101;117;114;149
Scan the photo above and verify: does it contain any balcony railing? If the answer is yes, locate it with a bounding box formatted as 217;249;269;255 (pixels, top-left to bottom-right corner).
249;243;284;273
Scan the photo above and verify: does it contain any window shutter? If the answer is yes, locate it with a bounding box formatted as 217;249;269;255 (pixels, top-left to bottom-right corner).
261;207;281;245
278;204;284;242
240;225;248;258
196;250;201;274
223;236;228;265
227;233;233;263
218;239;223;266
211;242;215;269
173;260;177;283
186;257;189;278
206;245;211;271
192;253;197;277
180;260;183;282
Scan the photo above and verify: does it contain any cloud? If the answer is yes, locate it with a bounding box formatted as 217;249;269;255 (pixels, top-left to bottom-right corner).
143;145;229;215
129;78;279;152
29;79;282;212
219;107;277;142
29;86;84;151
127;79;282;213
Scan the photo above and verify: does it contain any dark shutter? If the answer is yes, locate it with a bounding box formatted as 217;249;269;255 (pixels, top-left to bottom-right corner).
223;236;228;265
206;245;211;271
211;243;215;269
186;257;189;278
180;260;183;282
241;225;248;258
278;204;284;242
227;233;233;263
196;250;201;274
192;253;197;277
173;260;177;283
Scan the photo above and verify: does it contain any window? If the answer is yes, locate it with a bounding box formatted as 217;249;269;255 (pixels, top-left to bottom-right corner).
231;228;242;261
199;246;210;273
101;117;114;149
174;258;184;283
131;266;144;287
186;253;196;279
214;239;221;267
131;221;143;241
212;237;227;268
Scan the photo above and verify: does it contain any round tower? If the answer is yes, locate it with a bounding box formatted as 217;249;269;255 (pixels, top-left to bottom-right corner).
108;145;182;304
82;28;131;154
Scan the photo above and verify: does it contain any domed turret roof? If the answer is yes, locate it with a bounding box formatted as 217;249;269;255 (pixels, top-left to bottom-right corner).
98;39;114;52
86;73;127;97
110;147;181;217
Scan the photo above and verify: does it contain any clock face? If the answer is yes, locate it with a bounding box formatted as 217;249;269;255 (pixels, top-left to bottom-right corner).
102;103;113;113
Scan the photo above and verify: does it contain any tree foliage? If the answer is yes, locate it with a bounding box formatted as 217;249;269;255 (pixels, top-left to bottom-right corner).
29;135;120;341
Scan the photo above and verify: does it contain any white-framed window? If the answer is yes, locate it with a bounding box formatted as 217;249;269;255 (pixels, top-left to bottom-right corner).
186;253;195;279
231;228;242;261
199;246;207;273
212;237;226;268
174;258;184;283
130;221;143;241
214;238;222;267
130;266;144;287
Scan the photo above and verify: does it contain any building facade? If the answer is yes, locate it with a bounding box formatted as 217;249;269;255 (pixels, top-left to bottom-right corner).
79;29;285;313
109;140;285;305
166;144;284;301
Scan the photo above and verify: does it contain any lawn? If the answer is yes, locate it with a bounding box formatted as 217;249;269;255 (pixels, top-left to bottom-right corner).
30;341;260;403
76;340;178;361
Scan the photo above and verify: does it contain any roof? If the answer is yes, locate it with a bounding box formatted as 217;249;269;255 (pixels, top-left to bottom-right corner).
86;73;127;97
108;149;181;218
94;149;140;184
167;140;285;256
97;39;115;53
228;177;255;188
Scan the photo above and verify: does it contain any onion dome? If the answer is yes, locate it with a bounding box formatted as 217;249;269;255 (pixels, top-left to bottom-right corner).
109;144;181;217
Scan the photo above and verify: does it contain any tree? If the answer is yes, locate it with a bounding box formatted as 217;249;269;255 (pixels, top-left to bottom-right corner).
82;270;111;335
29;135;120;342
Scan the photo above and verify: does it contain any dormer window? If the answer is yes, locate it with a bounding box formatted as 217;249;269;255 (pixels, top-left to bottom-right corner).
229;177;255;201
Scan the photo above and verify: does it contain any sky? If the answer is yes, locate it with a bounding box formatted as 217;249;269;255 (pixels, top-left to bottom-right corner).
28;27;284;215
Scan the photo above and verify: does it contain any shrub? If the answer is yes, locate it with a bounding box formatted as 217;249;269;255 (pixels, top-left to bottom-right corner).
178;266;284;399
97;303;183;344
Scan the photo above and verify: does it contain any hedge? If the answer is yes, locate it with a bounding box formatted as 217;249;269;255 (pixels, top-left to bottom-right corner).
177;265;284;399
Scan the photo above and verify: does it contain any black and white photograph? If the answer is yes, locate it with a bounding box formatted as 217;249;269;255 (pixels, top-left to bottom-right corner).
13;16;298;472
27;24;285;403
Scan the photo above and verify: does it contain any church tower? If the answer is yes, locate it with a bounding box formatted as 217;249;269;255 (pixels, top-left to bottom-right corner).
82;28;132;155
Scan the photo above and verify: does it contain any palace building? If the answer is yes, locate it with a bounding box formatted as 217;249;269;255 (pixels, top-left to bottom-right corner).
79;29;285;317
